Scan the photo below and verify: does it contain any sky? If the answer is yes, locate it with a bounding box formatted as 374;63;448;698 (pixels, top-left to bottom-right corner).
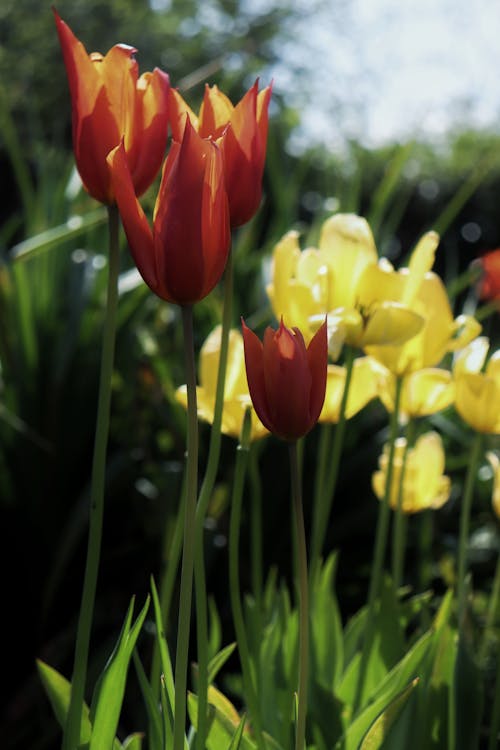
267;0;500;150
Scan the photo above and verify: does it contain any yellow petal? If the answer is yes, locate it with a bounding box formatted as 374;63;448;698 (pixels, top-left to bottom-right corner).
402;231;439;306
379;368;454;418
320;357;382;423
453;336;490;376
372;431;451;513
319;213;378;309
455;372;500;433
361;302;424;347
487;452;500;520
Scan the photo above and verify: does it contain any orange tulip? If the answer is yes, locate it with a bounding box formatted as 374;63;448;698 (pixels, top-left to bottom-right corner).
54;9;169;204
107;118;230;305
478;248;500;304
242;318;327;441
169;80;271;227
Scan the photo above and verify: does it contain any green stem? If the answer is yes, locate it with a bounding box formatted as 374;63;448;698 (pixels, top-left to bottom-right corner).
62;204;120;750
228;412;266;749
457;431;483;625
392;417;414;589
173;305;199;750
249;443;264;612
150;474;186;695
310;346;355;581
289;441;309;750
194;249;233;750
353;374;403;714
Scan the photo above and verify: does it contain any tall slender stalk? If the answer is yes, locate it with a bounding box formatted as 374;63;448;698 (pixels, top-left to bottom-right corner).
173;305;199;750
193;249;233;750
62;204;120;750
228;410;266;750
457;431;483;625
310;345;355;581
289;441;309;750
392;417;414;588
353;375;403;714
249;442;264;611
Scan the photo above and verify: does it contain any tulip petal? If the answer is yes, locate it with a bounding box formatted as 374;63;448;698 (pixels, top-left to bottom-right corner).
242;320;273;431
199;85;234;139
168;88;199;141
107;142;157;292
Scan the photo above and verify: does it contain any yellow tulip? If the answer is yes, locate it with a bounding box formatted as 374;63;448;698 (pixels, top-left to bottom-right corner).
372;432;451;513
487;452;500;519
454;337;500;434
319;357;385;423
267;212;425;356
361;233;480;375
176;326;269;441
377;366;455;420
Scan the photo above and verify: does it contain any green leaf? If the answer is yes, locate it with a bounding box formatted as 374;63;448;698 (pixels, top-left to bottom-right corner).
454;633;483;750
310;553;344;689
11;209;107;262
36;660;92;745
132;651;163;750
188;689;257;750
359;678;419;749
122;734;143;750
208;643;237;685
334;679;419;750
89;596;150;750
150;577;178;746
227;714;247;750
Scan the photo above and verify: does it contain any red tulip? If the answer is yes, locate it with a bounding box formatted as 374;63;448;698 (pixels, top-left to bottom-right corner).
54;9;169;204
169;80;272;227
107;118;230;305
242;318;328;441
478;248;500;304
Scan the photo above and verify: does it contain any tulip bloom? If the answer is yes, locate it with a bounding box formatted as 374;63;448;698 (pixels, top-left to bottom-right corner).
107;119;230;305
169;81;271;227
454;337;500;434
176;326;269;441
372;432;451;514
377;367;455;420
477;248;500;304
267;213;424;355
54;9;169;204
359;232;480;375
242;318;327;441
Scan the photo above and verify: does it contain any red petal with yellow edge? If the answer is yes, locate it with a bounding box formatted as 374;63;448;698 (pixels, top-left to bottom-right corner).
198;84;234;139
127;68;169;197
107;142;157;293
153;119;208;303
168;88;199;141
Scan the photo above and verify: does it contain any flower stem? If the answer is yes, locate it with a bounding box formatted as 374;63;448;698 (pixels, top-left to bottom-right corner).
62;204;120;750
457;431;483;625
150;474;186;695
289;440;309;750
249;443;264;612
228;410;266;749
173;305;199;750
353;375;403;714
392;417;414;589
310;346;355;581
193;249;233;750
